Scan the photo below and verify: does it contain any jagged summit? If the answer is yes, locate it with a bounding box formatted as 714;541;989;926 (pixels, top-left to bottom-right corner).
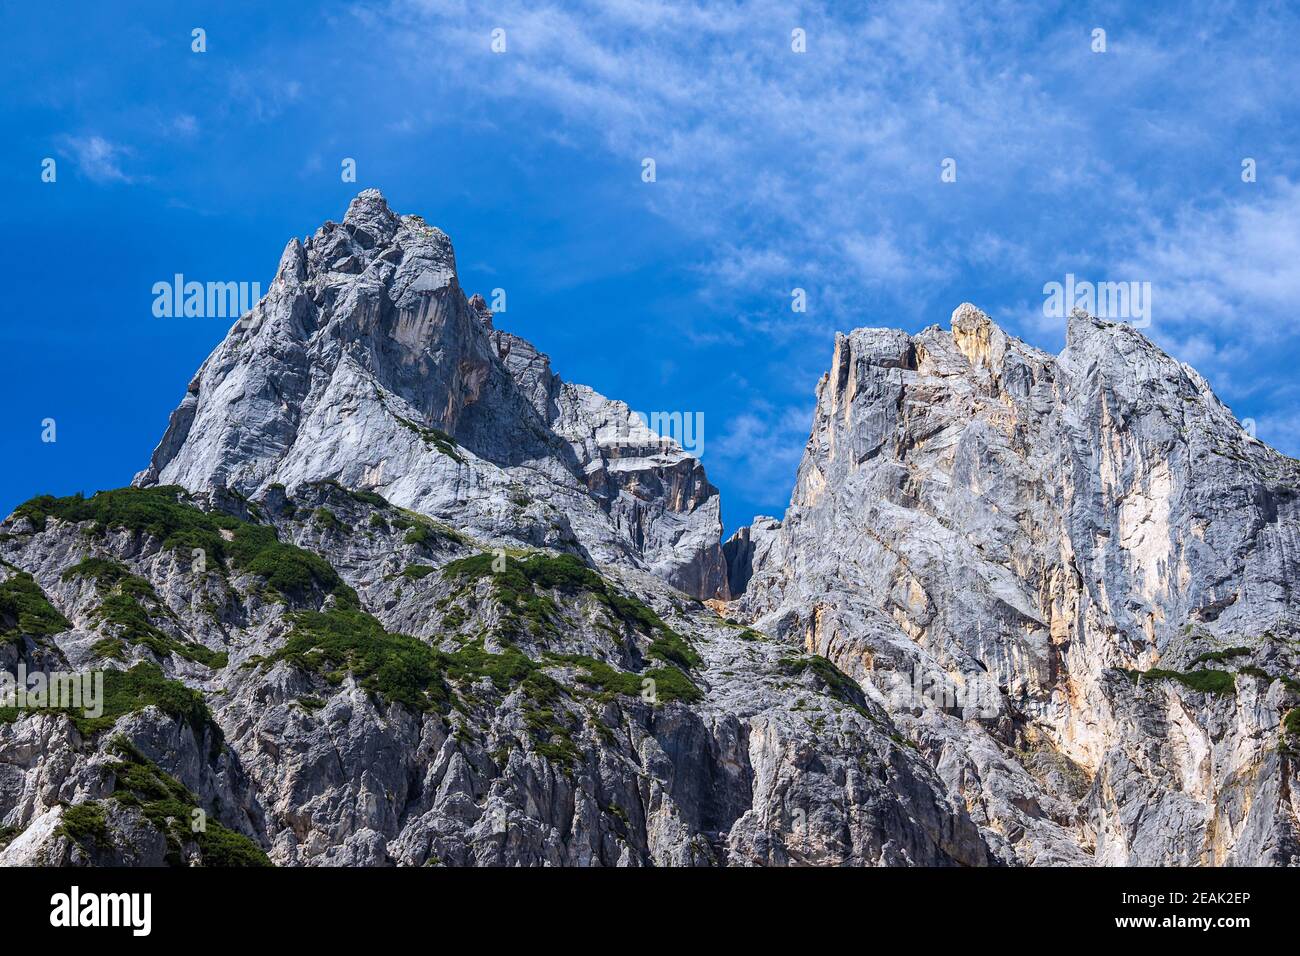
4;191;1298;867
727;294;1300;865
134;191;729;599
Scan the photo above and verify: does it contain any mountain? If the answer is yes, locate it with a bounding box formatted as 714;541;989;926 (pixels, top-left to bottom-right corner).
729;303;1300;864
0;193;1296;866
135;189;729;601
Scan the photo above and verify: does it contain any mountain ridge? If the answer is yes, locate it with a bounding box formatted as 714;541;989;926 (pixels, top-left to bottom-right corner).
133;189;731;601
1;192;1297;866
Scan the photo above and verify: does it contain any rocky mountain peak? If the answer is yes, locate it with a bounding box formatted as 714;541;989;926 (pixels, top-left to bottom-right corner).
4;193;1298;869
949;301;1009;373
341;187;401;247
134;191;729;599
731;299;1300;865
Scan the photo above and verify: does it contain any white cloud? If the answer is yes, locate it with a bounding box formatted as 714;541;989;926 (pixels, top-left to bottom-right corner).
709;400;814;506
347;0;1300;503
226;72;303;122
361;1;1300;361
1123;181;1300;338
370;0;1085;307
1252;409;1300;459
57;134;134;183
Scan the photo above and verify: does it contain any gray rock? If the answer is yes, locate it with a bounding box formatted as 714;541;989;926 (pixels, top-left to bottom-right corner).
5;193;1298;867
134;189;728;601
734;302;1300;865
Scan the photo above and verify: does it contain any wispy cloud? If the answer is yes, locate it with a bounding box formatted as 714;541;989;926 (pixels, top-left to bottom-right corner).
710;399;814;506
170;114;200;138
226;72;303;122
57;134;135;183
370;0;1086;312
27;0;1300;515
1123;180;1300;342
351;0;1300;501
366;2;1300;344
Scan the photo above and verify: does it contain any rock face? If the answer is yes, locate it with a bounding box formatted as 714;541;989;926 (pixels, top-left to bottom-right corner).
0;193;987;867
134;190;729;601
3;193;1298;867
731;302;1300;865
0;483;983;867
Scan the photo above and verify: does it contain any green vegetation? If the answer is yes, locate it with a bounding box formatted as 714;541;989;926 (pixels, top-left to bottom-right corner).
445;639;537;691
85;663;220;747
106;738;271;866
261;550;709;771
58;801;109;847
62;557;151;594
548;653;703;704
312;508;345;532
442;552;561;633
1284;708;1300;740
516;670;578;765
394;510;466;549
441;552;700;667
90;637;127;661
268;607;590;764
13;487;354;606
95;593;226;668
65;557;225;667
307;479;390;511
778;655;870;716
271;606;451;714
1123;667;1236;696
647;630;702;670
349;489;390;510
0;663;222;752
403;525;438;547
0;572;70;640
394;415;465;463
1190;646;1252;667
267;598;703;768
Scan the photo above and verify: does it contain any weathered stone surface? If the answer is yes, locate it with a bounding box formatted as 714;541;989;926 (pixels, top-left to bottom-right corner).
4;193;1297;867
732;302;1300;865
0;480;982;866
134;189;727;601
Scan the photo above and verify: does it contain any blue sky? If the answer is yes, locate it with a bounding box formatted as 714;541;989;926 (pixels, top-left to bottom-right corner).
3;1;1300;534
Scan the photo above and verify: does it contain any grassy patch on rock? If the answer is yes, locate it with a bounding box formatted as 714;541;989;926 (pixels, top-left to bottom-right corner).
96;593;226;669
106;738;270;866
778;655;870;716
15;487;354;607
0;572;69;641
1190;646;1252;667
401;564;437;581
441;552;699;668
547;653;703;704
393;415;465;463
65;557;226;667
57;801;109;847
272;605;452;714
1123;667;1236;696
0;662;222;757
